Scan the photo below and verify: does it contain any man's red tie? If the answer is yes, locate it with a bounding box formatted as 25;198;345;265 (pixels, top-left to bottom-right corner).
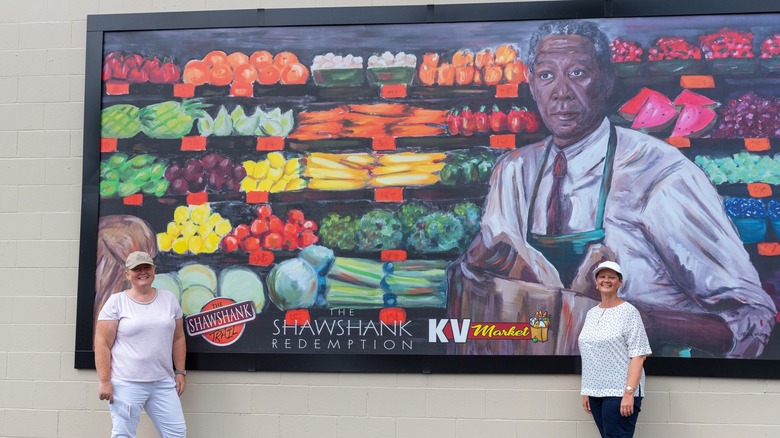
547;151;567;235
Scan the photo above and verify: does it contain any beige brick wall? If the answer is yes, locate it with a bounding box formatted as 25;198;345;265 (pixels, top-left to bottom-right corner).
1;0;779;437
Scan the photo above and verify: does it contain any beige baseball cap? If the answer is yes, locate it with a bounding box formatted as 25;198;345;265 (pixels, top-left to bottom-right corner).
594;261;623;280
125;251;155;269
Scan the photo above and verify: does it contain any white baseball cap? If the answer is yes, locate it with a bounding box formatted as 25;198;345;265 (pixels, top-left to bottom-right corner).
125;251;155;269
594;261;623;280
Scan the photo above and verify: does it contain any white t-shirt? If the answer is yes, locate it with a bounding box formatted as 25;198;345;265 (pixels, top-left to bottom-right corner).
98;289;183;382
578;301;652;397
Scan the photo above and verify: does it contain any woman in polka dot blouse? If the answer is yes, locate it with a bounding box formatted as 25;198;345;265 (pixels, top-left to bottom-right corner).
578;261;652;437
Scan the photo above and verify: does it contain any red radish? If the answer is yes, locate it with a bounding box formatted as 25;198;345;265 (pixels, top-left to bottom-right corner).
670;104;717;138
631;93;679;132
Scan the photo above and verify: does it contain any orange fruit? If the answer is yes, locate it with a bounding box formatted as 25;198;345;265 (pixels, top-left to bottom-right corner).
203;50;228;66
209;62;233;86
182;60;210;85
227;52;250;69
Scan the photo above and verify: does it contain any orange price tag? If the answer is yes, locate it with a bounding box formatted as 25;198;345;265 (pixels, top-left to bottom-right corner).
187;192;208;205
105;82;129;95
381;84;407;98
744;138;771;152
100;138;118;153
747;183;772;198
372;136;396;151
375;188;403;202
490;134;516;149
173;83;195;98
379;307;407;325
665;137;691;148
680;75;715;89
123;194;143;206
230;82;254;97
757;243;780;256
248;250;275;266
181;136;207;151
256;137;285;151
285;309;311;326
246;191;269;204
495;84;519;98
381;250;408;262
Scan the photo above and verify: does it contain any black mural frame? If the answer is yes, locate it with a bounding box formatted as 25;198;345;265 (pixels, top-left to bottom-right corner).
76;0;780;377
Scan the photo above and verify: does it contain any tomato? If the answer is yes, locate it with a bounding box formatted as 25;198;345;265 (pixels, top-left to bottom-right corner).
250;218;268;236
489;105;508;133
298;229;318;247
282;235;298;251
446;110;461;136
268;215;284;234
220;234;239;252
240;236;261;252
507;106;526;133
301;219;318;231
262;232;283;250
233;223;251;240
283;222;300;238
126;66;148;83
473;106;490;134
141;56;160;74
161;61;181;83
257;204;273;219
287;209;305;224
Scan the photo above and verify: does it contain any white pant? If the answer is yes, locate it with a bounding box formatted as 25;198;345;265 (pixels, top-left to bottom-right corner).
109;377;186;438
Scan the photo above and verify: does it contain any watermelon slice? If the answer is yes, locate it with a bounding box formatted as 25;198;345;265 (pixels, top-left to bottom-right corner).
670;104;717;138
672;89;719;108
631;93;679;132
619;88;668;121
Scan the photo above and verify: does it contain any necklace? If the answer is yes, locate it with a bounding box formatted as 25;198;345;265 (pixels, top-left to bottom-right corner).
598;307;607;324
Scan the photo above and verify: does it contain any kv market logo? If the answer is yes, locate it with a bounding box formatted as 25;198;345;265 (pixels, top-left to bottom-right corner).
185;298;256;346
428;318;544;343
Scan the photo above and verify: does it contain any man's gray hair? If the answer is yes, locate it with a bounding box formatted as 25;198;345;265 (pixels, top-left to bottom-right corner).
527;20;613;74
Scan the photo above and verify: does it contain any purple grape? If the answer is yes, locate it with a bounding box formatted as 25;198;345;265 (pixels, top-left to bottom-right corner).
201;153;222;171
189;174;206;193
169;178;188;195
233;165;247;180
208;172;225;191
184;159;204;181
164;163;183;181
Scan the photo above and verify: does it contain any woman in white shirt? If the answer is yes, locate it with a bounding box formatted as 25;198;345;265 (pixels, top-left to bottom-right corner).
578;261;651;437
95;251;187;438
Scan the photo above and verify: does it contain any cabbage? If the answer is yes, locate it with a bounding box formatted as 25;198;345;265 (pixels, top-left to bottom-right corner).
267;259;318;310
218;266;265;313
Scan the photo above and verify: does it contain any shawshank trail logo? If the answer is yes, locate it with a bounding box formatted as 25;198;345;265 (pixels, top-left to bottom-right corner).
184;298;256;346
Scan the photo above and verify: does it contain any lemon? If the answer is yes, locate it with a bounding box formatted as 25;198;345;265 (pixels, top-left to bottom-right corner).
181;221;198;239
252;160;269;179
270;179;287;193
257;178;273;192
267;152;285;169
214;218;232;236
172;237;189;254
283;158;300;175
173;205;190;224
190;204;211;224
267;166;284;181
243;160;255;176
157;232;173;251
202;233;220;253
166;222;181;238
198;221;214;237
240;176;258;192
207;213;223;226
188;235;204;254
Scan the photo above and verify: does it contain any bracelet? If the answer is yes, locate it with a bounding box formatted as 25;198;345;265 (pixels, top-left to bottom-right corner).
174;370;187;376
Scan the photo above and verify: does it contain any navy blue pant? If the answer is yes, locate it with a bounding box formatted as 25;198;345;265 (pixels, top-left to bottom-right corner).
589;396;642;438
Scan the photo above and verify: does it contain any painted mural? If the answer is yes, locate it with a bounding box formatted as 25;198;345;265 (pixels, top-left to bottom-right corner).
88;13;780;362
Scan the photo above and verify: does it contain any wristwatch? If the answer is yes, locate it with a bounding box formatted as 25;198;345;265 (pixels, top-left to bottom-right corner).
174;370;187;376
625;385;635;393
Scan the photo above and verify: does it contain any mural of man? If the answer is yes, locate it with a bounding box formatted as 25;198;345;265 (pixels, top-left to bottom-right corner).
447;20;776;358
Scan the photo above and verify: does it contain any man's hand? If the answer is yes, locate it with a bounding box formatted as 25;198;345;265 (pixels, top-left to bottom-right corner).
98;381;114;404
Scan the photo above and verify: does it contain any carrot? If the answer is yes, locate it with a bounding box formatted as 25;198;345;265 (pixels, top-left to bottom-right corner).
250;50;274;69
256;65;281;85
182;60;210;85
407;108;448;125
348;103;409;116
280;63;308;85
388;124;447;137
209;62;233;86
227;52;250;69
234;64;258;84
203;50;228;66
296;106;350;124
